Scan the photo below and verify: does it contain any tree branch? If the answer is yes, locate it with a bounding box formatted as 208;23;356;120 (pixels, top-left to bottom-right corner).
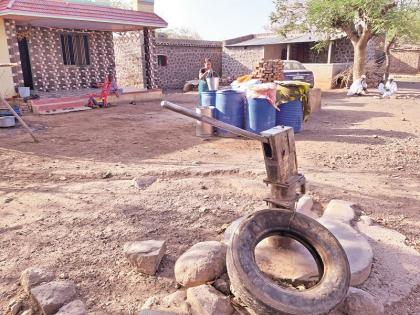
385;34;397;52
381;1;398;15
342;23;359;43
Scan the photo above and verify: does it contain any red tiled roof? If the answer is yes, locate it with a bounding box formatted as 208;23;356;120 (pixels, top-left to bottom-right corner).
0;0;167;28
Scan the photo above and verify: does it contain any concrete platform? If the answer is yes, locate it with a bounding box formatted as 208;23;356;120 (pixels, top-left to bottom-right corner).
31;88;163;115
308;88;322;113
225;198;374;287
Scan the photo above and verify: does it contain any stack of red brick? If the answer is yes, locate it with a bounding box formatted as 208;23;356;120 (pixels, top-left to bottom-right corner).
252;59;284;82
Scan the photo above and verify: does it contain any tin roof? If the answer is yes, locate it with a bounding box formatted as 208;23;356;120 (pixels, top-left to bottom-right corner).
0;0;167;30
225;33;340;47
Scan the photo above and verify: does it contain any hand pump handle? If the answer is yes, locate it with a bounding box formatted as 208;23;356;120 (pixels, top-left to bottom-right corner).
161;101;268;143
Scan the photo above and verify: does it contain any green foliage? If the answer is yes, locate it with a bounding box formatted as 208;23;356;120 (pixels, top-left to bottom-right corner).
378;1;420;44
157;27;202;40
271;0;420;44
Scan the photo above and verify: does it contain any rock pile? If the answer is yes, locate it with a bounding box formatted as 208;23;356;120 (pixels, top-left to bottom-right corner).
141;241;235;315
6;267;87;315
140;197;384;315
252;59;284;83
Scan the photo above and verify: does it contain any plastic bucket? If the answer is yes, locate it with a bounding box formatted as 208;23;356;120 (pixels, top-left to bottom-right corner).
245;98;276;134
0;105;22;116
215;89;246;137
276;100;303;133
0;116;16;128
201;91;217;106
18;87;30;98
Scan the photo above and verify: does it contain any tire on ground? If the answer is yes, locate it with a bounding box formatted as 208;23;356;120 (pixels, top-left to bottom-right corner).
227;209;350;315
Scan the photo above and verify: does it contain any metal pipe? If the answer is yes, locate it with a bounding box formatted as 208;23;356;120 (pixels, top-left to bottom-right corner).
0;96;39;143
161;101;268;143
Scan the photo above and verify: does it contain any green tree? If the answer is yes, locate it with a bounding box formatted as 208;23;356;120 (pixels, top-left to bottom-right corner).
157;27;202;40
374;2;420;80
271;0;420;80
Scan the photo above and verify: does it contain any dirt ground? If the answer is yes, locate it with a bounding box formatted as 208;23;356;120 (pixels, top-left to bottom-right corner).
0;82;419;314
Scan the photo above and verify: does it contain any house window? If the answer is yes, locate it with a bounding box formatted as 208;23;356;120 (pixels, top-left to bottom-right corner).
158;55;167;66
60;33;90;66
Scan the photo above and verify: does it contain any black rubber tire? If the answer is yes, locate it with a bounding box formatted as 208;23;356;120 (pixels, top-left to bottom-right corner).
227;209;350;315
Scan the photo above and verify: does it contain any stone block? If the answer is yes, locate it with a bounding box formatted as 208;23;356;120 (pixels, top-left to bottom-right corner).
319;218;373;286
323;199;357;224
124;240;166;275
187;285;234;315
175;241;227;287
141;291;190;315
20;267;55;293
296;195;317;219
30;281;77;315
213;276;231;296
339;287;384;315
160;291;190;314
55;300;86;315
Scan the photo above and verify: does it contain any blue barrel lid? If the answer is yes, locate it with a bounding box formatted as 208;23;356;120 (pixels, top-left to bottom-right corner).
216;89;244;95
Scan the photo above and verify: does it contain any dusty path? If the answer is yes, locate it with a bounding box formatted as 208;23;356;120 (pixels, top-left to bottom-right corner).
0;84;419;314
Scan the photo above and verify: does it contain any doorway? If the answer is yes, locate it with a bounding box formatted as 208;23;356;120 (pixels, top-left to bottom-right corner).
18;37;34;89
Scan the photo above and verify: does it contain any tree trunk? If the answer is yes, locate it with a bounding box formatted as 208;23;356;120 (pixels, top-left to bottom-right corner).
384;36;396;81
352;41;368;81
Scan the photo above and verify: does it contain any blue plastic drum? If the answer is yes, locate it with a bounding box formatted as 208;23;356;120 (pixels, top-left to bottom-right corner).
215;89;246;137
276;100;303;133
201;91;217;106
246;98;276;134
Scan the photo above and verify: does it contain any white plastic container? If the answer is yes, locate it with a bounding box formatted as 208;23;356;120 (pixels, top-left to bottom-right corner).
18;87;30;98
0;116;16;128
196;106;214;138
206;77;220;91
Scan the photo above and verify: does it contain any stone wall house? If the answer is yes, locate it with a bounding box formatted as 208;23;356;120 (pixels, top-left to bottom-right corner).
113;31;145;89
13;24;115;92
222;46;264;79
390;43;420;74
0;0;167;97
155;38;222;90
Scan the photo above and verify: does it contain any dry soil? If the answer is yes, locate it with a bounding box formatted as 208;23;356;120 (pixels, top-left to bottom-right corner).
0;83;419;314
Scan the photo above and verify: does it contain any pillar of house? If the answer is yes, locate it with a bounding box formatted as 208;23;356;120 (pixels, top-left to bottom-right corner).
327;40;333;64
286;44;291;60
3;19;24;89
143;27;158;90
132;0;155;12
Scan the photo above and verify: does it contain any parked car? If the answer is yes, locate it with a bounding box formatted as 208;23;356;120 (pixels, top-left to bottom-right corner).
283;60;314;87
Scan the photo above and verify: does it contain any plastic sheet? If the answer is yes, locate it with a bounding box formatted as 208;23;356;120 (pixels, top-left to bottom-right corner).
246;83;278;107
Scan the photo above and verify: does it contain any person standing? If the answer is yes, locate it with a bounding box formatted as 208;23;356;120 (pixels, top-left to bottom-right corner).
198;58;218;106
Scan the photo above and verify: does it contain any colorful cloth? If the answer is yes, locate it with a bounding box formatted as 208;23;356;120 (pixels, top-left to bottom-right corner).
276;81;311;122
246;83;278;107
198;80;209;106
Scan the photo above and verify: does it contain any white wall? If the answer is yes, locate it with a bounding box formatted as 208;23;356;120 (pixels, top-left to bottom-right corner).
0;18;16;98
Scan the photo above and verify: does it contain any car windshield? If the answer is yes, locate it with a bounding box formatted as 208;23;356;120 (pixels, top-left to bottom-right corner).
284;62;306;70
